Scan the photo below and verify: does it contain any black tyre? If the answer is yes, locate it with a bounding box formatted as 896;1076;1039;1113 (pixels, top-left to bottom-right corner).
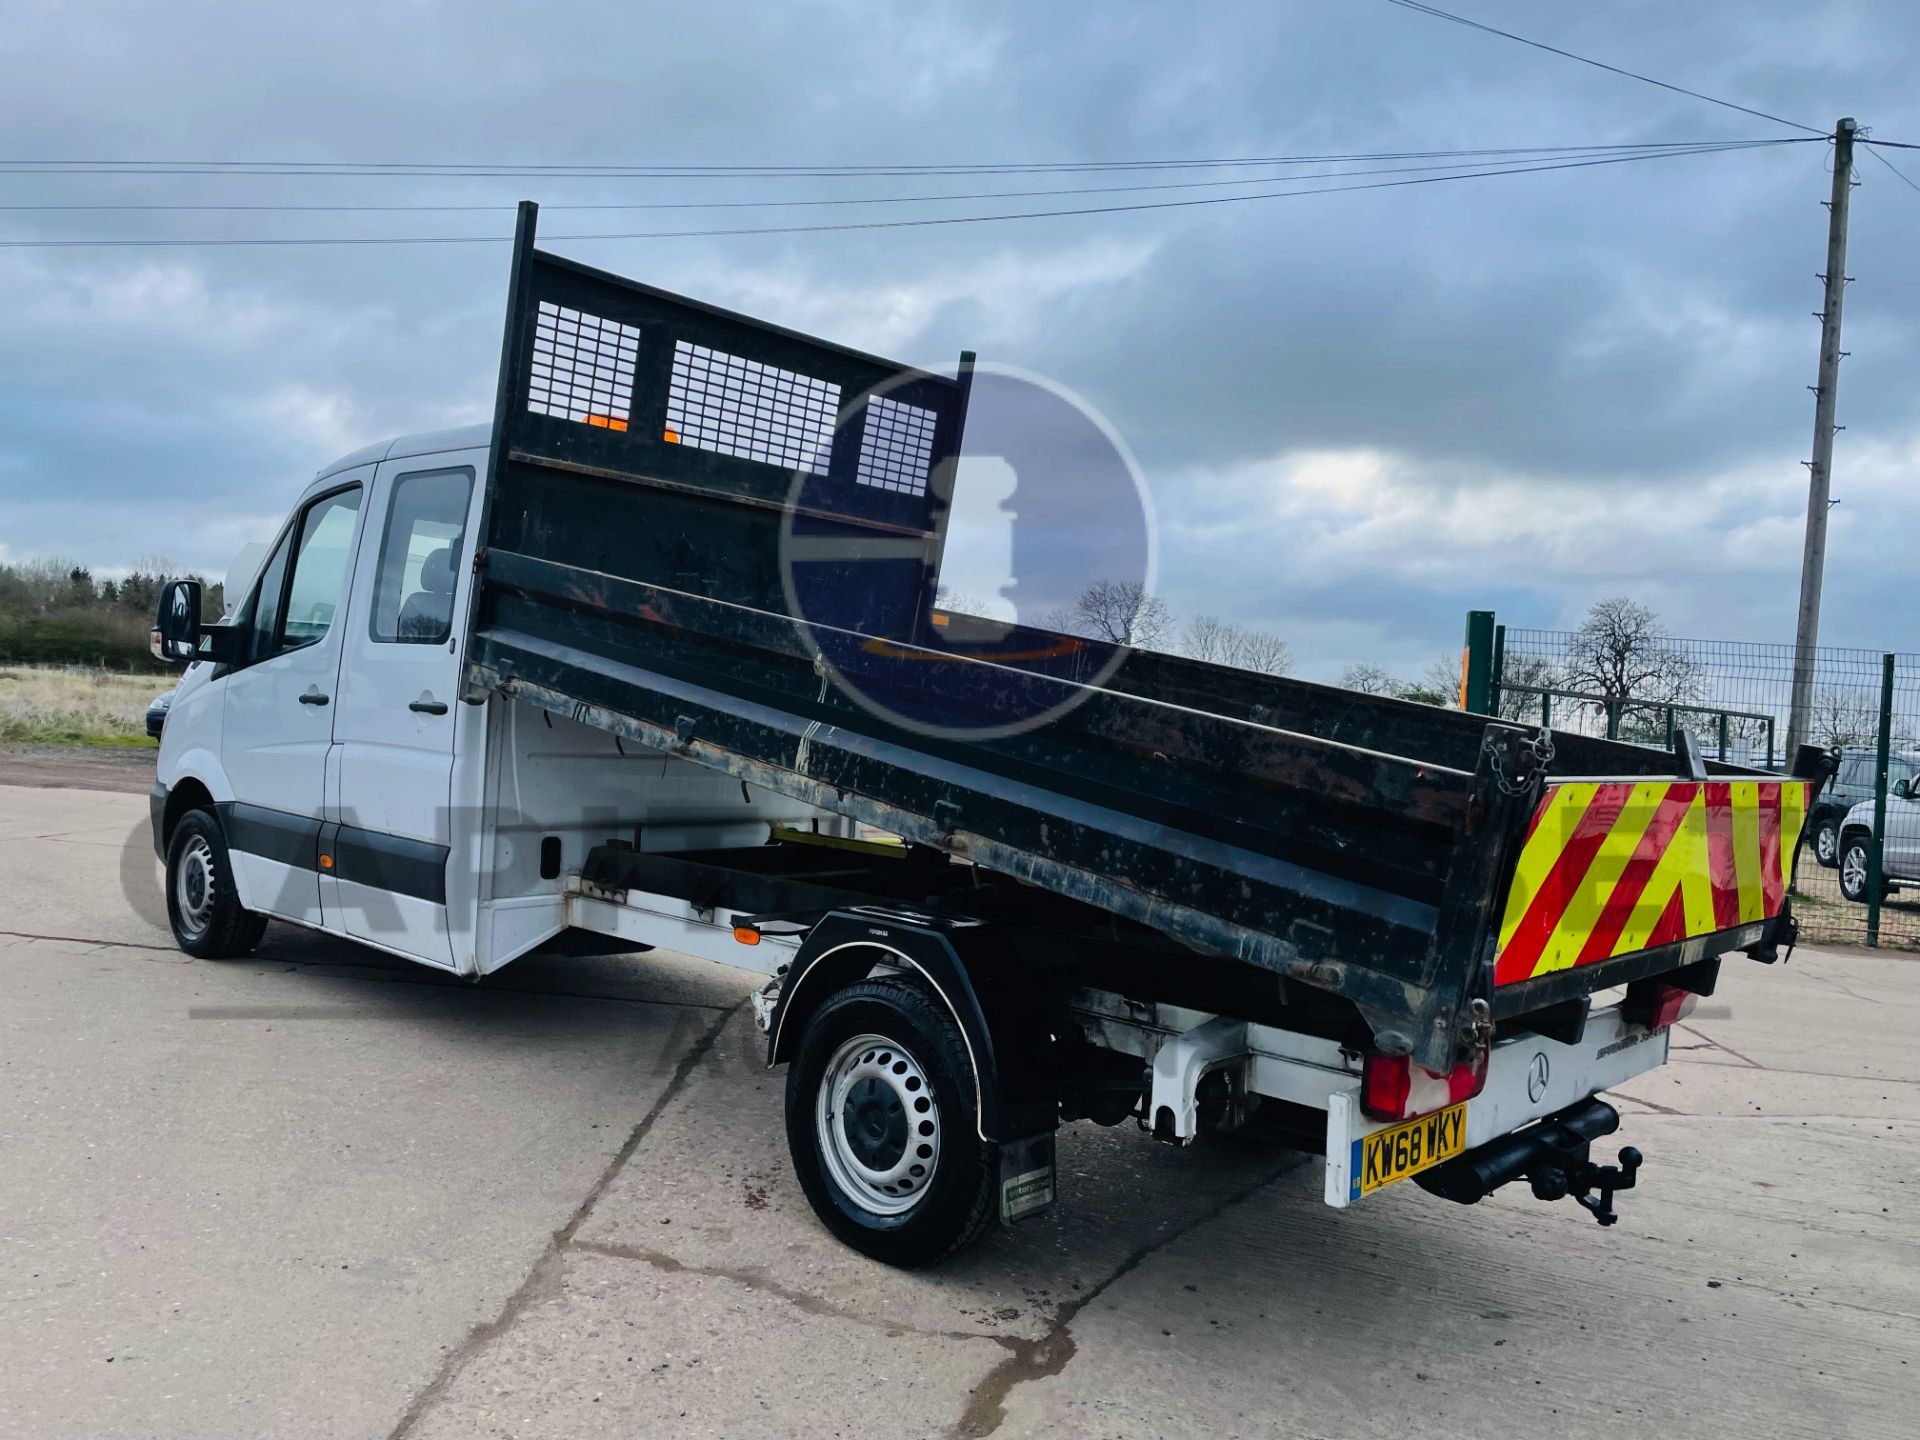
1838;834;1875;904
165;809;268;959
1812;813;1841;869
785;977;998;1268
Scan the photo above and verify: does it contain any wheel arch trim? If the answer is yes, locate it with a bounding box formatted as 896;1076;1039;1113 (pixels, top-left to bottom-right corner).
765;912;1056;1145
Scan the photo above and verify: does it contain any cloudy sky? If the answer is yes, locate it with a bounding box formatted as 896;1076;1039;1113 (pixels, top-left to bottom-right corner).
1;0;1915;680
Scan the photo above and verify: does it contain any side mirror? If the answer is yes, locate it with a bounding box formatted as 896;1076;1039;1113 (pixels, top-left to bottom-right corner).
152;580;204;666
1896;778;1914;802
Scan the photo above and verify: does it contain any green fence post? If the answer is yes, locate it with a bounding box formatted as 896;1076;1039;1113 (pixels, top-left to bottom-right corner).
1541;689;1552;727
1717;712;1730;761
1461;611;1496;715
1490;624;1507;718
1606;700;1621;741
1867;653;1895;949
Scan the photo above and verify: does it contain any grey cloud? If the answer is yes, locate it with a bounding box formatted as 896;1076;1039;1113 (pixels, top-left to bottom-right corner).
0;0;1916;666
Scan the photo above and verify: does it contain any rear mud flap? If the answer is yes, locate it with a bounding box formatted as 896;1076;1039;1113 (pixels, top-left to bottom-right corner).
998;1132;1056;1224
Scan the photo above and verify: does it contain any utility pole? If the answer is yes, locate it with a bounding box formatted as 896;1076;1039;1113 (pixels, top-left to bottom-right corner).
1786;116;1857;760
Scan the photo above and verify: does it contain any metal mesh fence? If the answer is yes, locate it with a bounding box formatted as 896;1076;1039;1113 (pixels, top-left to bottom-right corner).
1495;627;1920;952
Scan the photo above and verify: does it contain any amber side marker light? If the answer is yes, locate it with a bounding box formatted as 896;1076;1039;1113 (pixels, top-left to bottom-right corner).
733;925;761;946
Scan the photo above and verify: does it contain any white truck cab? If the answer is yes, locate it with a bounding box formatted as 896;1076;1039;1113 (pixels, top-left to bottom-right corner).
152;423;832;978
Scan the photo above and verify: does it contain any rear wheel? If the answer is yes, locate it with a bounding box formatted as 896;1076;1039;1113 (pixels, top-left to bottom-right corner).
1838;834;1876;904
785;977;998;1268
165;809;268;959
1813;814;1841;868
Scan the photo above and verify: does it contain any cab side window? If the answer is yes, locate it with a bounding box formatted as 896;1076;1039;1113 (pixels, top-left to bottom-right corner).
282;489;362;651
236;486;363;665
369;468;474;645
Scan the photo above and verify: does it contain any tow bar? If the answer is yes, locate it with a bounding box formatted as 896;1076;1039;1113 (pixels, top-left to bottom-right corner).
1414;1098;1643;1226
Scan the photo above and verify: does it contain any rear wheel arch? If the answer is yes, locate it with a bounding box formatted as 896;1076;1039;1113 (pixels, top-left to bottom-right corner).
770;938;993;1137
766;914;1059;1146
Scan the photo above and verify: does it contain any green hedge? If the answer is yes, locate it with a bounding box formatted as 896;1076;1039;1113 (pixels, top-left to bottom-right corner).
0;611;168;673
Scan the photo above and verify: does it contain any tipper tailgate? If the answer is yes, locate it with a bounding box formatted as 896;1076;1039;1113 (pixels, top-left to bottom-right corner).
1494;777;1810;987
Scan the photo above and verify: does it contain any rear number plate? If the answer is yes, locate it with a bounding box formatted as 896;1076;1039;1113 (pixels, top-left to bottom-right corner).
1355;1102;1468;1197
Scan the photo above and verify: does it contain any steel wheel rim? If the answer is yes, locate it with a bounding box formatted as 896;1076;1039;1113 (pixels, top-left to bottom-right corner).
1842;846;1867;896
175;834;217;936
1817;825;1837;864
815;1032;941;1217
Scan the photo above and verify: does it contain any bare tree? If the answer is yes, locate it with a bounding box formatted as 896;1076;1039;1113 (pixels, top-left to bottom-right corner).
1182;614;1292;675
1808;685;1880;748
1495;652;1560;723
1397;656;1465;708
1182;614;1232;665
1338;660;1399;696
1060;579;1172;648
932;585;992;618
1564;598;1701;707
1230;627;1293;676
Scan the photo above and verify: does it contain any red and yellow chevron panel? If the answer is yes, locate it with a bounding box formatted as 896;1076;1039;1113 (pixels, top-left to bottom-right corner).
1493;778;1810;987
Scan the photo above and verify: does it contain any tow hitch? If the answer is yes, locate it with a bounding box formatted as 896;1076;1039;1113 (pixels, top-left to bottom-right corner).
1414;1098;1644;1226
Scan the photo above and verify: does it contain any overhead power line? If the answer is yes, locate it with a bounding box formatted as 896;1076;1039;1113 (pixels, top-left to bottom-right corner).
0;140;1808;249
0;140;1803;180
0;142;1792;214
1380;0;1825;135
1865;145;1920;195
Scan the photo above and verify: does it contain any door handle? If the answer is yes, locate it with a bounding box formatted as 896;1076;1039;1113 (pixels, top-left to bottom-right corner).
409;696;449;716
299;687;330;706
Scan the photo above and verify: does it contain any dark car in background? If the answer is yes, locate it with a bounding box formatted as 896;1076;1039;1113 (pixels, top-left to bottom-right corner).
1809;746;1920;867
145;689;174;741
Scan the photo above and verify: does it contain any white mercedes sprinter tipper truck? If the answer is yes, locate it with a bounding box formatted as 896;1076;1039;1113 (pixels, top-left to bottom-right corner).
149;202;1826;1266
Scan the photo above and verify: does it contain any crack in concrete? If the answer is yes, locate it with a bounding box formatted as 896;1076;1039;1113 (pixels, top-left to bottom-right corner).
1614;1092;1686;1115
382;999;742;1440
0;928;176;952
570;1239;1007;1344
1675;1022;1766;1070
949;1155;1305;1440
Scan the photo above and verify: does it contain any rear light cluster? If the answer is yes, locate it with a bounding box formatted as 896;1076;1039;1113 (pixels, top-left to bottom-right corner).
1361;1049;1488;1123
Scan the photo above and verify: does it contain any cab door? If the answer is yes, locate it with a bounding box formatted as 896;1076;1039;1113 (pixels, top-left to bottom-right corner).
219;477;368;927
326;459;482;968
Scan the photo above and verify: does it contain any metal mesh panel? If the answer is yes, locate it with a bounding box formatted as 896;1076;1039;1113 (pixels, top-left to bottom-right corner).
1495;627;1920;951
664;341;840;474
528;302;637;431
854;395;937;496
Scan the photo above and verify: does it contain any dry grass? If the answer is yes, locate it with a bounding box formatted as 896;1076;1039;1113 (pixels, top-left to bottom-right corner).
0;665;163;746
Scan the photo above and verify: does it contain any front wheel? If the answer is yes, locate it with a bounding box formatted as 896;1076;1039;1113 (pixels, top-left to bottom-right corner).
1838;835;1876;904
1813;814;1841;868
785;977;999;1268
165;809;268;958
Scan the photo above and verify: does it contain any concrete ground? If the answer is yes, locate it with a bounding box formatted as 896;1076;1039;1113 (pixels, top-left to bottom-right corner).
1;770;1915;1440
